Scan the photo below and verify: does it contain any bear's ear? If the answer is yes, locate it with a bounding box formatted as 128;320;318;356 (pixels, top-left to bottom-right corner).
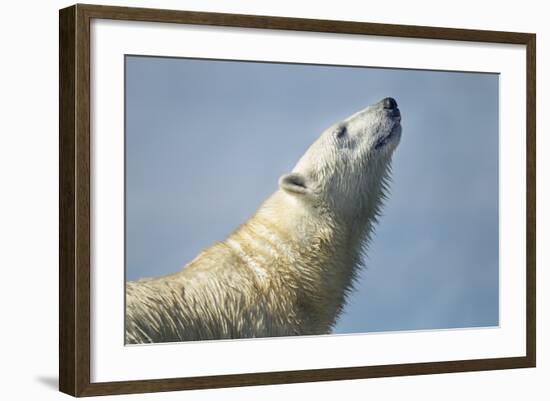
279;172;310;195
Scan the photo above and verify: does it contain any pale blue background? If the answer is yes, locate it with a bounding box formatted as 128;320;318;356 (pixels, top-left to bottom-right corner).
125;55;499;334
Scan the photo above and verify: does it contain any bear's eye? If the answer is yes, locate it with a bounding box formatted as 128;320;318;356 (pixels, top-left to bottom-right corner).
335;125;347;139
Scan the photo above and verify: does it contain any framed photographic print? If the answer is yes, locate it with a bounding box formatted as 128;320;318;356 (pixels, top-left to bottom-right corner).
59;3;536;397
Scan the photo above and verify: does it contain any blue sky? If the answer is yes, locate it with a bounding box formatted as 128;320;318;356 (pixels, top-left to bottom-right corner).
125;55;499;334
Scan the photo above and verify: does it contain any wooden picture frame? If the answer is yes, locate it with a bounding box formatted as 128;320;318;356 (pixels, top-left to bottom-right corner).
59;3;536;397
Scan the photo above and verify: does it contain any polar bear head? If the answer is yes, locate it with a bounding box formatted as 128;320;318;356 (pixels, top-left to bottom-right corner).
279;97;402;218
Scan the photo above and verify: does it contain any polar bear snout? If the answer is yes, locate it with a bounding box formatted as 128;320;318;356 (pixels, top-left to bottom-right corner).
382;97;398;110
370;97;402;150
379;97;401;120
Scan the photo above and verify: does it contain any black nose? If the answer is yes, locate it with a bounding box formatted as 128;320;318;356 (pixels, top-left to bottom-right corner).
383;97;398;109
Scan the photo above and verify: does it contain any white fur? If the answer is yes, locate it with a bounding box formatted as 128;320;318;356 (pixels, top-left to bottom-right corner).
125;98;402;344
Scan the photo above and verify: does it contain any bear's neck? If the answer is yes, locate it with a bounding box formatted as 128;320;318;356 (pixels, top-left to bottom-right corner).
236;185;386;333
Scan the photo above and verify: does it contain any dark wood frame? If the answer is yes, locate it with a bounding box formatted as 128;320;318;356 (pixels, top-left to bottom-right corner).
59;3;536;397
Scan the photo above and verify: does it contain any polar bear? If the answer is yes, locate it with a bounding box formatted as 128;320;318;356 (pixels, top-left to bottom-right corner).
125;97;402;344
